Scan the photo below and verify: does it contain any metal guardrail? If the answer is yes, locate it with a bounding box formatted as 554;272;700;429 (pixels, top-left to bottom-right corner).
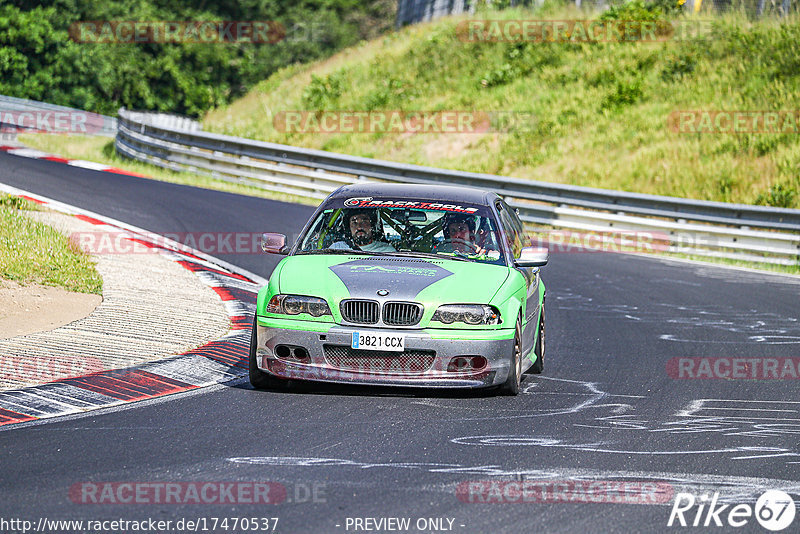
0;95;117;137
121;110;200;133
116;108;800;266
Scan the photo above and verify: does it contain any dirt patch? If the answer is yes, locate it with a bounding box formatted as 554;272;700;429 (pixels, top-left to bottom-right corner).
422;132;477;162
0;279;101;339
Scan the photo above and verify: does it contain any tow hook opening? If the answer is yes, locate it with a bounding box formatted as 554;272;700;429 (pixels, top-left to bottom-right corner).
275;345;311;363
447;356;488;372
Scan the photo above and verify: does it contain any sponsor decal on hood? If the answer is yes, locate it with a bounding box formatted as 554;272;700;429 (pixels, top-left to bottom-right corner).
329;259;453;300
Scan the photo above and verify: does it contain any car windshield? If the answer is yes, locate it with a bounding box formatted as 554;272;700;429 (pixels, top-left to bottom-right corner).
296;200;506;265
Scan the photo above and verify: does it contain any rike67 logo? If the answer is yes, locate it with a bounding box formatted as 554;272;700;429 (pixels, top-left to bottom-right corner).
668;490;796;531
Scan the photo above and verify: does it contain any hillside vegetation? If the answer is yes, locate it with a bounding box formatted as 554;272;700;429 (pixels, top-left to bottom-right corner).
204;3;800;208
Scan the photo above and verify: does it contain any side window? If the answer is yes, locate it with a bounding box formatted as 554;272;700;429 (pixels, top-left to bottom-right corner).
496;201;523;258
507;203;526;241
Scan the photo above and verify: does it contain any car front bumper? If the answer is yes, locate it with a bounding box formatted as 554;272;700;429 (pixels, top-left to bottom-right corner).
255;318;516;388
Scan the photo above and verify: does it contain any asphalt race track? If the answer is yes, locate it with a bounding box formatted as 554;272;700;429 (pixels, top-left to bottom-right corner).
1;150;799;533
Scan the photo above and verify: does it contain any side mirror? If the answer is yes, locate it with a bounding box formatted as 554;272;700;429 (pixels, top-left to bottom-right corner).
515;247;548;267
261;232;288;255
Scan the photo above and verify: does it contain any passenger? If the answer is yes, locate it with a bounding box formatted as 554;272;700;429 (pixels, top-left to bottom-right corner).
331;209;396;252
435;213;487;255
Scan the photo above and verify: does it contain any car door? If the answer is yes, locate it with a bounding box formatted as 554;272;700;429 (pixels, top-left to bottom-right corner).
496;199;539;359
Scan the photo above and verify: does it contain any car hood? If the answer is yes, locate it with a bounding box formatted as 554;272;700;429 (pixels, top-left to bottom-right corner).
278;254;510;305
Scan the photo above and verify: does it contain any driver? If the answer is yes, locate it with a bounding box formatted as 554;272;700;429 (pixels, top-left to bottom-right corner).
331;209;396;252
435;213;486;254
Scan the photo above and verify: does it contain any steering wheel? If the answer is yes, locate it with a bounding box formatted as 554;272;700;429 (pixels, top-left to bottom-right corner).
439;238;480;254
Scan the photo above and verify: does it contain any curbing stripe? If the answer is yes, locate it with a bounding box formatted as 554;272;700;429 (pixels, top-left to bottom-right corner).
74;214;108;226
0;145;145;178
142;356;243;387
210;286;238;301
64;371;197;402
0;390;86;417
18;195;45;205
229;316;251;330
0;408;36;425
177;260;254;283
3;384;119;410
42;156;70;164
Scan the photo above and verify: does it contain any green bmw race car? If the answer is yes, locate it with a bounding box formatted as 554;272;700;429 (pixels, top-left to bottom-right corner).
250;183;548;395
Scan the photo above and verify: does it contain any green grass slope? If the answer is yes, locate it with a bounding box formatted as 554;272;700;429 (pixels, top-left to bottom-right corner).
203;3;800;208
0;195;102;294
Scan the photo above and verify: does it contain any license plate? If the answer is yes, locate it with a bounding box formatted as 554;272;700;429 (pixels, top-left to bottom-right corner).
351;332;405;352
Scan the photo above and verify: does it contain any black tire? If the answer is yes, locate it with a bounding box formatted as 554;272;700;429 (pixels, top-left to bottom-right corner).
249;316;288;390
529;306;545;374
499;317;523;396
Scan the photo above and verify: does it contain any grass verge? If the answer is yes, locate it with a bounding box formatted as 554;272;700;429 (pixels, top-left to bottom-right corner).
0;195;103;294
660;251;800;275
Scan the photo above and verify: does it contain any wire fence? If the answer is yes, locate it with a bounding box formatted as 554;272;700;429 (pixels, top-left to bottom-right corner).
396;0;473;27
703;0;796;16
395;0;797;25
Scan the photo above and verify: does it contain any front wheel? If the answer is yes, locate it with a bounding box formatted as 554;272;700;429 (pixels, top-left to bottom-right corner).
499;317;523;396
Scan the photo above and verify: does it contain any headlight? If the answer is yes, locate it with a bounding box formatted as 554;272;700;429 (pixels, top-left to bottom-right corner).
267;295;332;317
431;304;501;325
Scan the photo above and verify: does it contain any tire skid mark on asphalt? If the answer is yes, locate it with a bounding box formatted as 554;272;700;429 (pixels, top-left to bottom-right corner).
553;288;800;344
225;456;800;505
0;189;260;428
405;377;633;419
452;435;797;458
450;398;800;465
403;377;800;466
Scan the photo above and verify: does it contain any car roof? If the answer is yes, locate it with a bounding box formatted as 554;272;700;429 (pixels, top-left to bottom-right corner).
328;183;499;206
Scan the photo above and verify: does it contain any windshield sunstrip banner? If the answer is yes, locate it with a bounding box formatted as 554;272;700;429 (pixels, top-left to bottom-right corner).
342;197;479;213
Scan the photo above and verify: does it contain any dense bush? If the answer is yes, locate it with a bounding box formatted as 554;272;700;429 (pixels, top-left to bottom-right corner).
0;0;395;117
